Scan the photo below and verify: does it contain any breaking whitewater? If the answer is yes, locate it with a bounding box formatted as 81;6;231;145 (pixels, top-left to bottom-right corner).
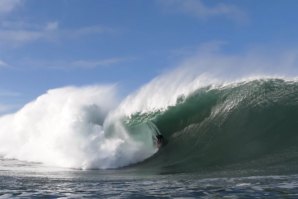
1;74;298;175
1;70;298;197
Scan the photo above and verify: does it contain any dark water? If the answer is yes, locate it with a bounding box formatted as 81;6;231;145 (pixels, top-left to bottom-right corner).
1;158;298;198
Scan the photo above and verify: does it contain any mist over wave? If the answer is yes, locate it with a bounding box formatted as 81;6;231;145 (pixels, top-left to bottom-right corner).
1;47;298;172
0;85;157;169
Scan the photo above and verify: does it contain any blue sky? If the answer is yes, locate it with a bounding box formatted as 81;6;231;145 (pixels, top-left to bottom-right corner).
0;0;298;114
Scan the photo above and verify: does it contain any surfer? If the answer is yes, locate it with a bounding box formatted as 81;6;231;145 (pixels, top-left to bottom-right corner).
156;134;165;148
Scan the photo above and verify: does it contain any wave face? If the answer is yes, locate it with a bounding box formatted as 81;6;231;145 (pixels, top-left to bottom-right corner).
1;78;298;175
125;79;298;174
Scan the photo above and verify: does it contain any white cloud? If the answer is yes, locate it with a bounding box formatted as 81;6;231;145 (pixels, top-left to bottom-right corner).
0;103;19;115
0;21;110;47
169;42;298;82
0;104;10;112
69;57;131;69
0;21;56;46
0;89;21;115
20;57;132;70
159;0;247;22
0;0;22;15
45;21;59;31
71;26;111;37
0;29;43;45
0;90;20;97
0;59;13;70
1;21;41;30
0;59;8;68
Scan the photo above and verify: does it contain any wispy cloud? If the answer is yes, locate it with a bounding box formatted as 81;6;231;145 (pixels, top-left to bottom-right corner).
172;42;298;80
0;0;22;15
0;1;112;47
0;88;21;115
0;89;20;97
0;29;43;46
158;0;247;23
68;57;131;69
0;21;57;46
0;59;8;68
71;25;111;38
0;104;10;112
19;57;133;70
0;103;19;115
0;21;112;47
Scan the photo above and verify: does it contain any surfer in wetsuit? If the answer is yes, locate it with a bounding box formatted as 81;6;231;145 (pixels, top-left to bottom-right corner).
156;134;165;148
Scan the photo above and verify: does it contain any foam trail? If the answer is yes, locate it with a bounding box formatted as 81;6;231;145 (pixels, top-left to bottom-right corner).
0;85;157;169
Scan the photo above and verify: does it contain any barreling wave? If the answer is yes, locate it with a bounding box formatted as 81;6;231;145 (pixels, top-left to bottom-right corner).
1;77;298;175
125;78;298;174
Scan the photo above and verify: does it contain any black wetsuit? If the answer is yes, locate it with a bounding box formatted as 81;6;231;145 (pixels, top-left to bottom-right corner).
156;134;164;147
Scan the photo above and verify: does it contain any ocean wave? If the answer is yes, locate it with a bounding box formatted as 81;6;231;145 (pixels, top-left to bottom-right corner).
0;78;298;174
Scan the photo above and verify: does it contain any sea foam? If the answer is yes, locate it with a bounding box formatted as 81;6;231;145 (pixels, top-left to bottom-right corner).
0;85;156;169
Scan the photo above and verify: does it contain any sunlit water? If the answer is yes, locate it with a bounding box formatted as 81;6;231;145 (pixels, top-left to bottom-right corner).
1;158;298;198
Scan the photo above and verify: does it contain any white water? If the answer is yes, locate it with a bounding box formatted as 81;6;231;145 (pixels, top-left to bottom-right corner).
0;85;157;169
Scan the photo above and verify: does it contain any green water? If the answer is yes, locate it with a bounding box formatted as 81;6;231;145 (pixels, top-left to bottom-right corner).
125;79;298;175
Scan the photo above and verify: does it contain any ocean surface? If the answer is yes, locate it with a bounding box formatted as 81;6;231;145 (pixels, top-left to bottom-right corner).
1;159;298;198
1;78;298;198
